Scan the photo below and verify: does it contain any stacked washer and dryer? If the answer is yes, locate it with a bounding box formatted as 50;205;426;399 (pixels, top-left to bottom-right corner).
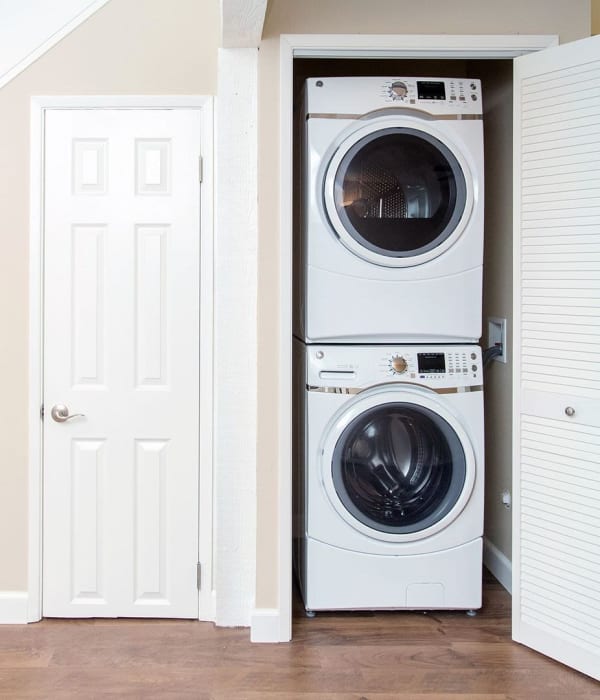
293;77;486;614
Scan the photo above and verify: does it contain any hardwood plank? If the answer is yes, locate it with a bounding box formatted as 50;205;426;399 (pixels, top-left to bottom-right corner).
0;576;597;698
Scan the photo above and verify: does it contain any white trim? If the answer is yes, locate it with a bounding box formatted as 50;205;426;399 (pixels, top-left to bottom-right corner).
483;537;512;594
250;608;281;643
28;95;215;623
281;33;558;58
277;33;558;643
0;592;29;624
27;99;44;623
214;48;258;628
512;51;524;643
278;38;295;644
0;0;111;90
198;98;216;623
28;95;213;109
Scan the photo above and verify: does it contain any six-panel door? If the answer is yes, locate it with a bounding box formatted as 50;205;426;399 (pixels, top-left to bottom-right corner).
43;109;201;618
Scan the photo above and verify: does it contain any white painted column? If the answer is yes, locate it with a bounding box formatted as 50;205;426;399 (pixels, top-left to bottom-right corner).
214;47;258;627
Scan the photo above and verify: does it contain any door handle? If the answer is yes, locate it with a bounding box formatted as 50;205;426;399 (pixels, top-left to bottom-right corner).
50;404;86;423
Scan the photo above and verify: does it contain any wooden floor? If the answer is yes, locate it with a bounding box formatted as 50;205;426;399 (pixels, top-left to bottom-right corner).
0;575;597;699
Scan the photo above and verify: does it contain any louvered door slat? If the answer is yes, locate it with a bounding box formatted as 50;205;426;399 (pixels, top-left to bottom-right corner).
513;35;600;681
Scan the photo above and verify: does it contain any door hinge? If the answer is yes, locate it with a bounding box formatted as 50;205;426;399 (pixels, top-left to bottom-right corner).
197;562;201;590
40;404;44;419
198;155;203;183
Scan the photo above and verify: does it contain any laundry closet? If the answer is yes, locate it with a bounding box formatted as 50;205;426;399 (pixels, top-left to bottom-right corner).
289;40;600;679
291;56;514;612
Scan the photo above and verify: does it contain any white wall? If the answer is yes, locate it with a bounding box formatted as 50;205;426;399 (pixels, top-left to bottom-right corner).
0;0;110;88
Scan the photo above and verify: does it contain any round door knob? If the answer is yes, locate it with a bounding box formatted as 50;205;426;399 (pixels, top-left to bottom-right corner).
391;356;408;374
564;406;575;417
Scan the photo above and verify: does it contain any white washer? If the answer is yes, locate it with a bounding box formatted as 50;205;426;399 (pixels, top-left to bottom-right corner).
295;76;484;344
293;340;484;612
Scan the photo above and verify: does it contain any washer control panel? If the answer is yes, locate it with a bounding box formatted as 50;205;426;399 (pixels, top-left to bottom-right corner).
308;344;482;389
306;76;483;117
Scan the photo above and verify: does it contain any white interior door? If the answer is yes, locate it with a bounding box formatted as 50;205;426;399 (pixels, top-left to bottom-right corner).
513;35;600;680
43;109;202;618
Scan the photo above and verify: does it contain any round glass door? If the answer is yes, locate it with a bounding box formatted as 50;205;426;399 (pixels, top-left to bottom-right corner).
331;402;466;535
327;127;467;260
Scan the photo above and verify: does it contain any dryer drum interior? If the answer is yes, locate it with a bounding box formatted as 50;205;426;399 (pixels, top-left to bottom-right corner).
331;128;467;257
331;402;467;534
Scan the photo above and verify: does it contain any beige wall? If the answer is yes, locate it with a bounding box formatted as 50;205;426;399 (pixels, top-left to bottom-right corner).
257;0;591;607
1;0;594;615
594;0;600;32
473;59;515;559
0;0;218;591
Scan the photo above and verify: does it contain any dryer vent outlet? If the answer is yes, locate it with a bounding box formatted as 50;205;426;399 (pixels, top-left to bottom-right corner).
487;317;507;364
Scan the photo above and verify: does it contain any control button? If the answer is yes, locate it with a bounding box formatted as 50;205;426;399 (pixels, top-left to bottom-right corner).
471;94;478;101
472;364;478;372
463;368;468;373
459;96;466;101
470;83;477;90
471;352;477;360
315;351;324;359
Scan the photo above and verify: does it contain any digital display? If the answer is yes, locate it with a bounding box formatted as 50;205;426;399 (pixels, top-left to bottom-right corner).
417;81;446;100
418;353;446;373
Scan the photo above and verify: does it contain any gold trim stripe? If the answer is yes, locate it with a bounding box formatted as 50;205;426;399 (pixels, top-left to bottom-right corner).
307;383;483;395
307;112;482;121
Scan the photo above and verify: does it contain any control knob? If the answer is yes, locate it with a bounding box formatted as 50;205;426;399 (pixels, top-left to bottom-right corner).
389;81;408;101
390;355;408;374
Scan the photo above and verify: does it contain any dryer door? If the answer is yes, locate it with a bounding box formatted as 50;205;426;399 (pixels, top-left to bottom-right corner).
320;386;476;542
323;120;474;268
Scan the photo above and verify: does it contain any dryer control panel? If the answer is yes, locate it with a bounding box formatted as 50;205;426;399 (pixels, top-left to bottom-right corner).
383;78;481;107
307;344;482;390
306;76;483;117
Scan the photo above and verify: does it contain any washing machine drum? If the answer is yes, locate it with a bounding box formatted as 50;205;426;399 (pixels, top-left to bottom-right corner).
326;127;468;261
331;402;467;535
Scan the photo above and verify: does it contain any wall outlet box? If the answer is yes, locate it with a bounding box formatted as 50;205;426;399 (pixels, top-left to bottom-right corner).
488;317;507;363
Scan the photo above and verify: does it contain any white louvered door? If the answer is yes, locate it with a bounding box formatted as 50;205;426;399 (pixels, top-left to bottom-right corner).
513;35;600;680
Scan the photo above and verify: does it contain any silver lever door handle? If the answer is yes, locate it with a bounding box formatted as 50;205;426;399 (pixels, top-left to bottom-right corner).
51;404;86;423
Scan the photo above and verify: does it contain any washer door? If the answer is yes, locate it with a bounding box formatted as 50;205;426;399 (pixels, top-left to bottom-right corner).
323;119;474;268
320;386;476;542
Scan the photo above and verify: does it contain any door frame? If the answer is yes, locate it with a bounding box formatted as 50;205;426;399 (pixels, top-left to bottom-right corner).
27;95;214;622
276;33;558;642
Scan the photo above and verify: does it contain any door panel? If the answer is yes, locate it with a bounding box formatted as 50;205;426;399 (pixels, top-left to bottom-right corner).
43;109;201;618
514;34;600;681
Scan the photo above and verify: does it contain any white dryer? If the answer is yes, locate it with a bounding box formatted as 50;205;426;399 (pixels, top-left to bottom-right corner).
293;340;484;612
295;76;484;344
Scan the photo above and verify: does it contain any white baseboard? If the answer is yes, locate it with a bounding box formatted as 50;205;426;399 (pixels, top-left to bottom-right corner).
250;607;281;643
0;591;29;624
483;538;512;594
